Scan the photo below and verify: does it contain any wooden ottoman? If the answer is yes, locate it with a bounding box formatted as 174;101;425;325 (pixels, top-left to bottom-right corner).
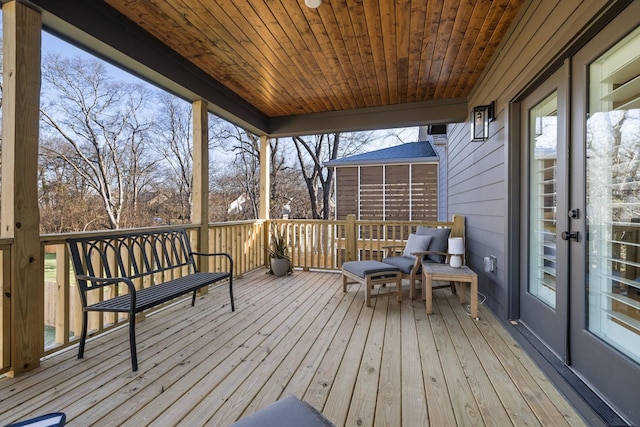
342;260;402;307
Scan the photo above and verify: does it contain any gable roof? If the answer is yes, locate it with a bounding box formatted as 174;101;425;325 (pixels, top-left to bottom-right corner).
325;141;438;167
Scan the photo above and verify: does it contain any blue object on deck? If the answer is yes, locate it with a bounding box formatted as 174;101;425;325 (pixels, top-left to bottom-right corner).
5;412;66;427
342;260;400;277
229;395;334;427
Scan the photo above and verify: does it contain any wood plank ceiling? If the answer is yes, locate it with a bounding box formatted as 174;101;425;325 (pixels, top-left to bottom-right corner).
102;0;525;120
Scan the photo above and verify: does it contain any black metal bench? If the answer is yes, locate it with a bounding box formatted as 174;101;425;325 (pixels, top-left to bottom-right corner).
67;228;234;371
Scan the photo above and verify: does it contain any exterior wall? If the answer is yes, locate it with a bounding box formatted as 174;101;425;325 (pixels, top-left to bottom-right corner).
335;167;358;219
334;164;438;221
446;0;612;320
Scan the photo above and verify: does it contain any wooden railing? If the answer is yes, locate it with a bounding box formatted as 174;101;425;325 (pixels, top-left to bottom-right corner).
209;220;266;277
271;215;464;270
0;216;462;374
0;238;12;373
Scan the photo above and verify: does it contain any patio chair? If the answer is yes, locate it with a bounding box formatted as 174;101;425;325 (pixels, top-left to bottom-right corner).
382;226;457;300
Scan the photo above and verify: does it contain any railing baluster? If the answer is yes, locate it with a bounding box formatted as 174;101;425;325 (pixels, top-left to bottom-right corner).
53;245;69;347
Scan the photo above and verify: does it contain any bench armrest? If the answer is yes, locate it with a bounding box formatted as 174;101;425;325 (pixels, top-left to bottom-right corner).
76;275;136;292
76;275;137;309
190;251;234;274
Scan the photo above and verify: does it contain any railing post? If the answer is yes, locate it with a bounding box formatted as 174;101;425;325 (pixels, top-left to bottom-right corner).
264;220;271;269
451;214;465;238
55;245;70;347
345;214;357;262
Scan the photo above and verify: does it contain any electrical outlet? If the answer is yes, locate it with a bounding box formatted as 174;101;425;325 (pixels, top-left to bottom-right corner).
484;256;497;273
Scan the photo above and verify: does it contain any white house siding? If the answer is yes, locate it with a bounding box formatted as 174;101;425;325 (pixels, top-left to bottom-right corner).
446;0;611;320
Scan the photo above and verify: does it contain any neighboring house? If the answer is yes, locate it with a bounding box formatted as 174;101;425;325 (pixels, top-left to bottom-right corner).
325;139;445;222
227;193;248;215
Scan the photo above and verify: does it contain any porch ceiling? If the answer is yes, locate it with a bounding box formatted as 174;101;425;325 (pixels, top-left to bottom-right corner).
21;0;524;136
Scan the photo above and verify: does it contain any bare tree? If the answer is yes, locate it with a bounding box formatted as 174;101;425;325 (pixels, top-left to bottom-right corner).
39;137;107;232
292;132;372;219
153;94;194;222
218;126;293;219
39;54;156;229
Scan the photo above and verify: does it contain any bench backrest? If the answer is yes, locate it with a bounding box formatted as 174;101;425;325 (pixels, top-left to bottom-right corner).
68;228;196;291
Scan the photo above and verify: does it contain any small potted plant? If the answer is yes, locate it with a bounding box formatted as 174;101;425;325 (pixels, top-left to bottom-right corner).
269;224;292;276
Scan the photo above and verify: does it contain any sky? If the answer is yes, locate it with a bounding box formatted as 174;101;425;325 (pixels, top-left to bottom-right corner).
42;31;151;86
38;28;418;152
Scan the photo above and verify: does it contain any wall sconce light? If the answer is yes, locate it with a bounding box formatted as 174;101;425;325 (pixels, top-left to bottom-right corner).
305;0;322;8
471;101;495;141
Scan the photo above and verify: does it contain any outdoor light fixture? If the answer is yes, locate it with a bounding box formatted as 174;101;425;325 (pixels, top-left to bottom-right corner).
305;0;322;8
448;237;465;268
471;101;495;141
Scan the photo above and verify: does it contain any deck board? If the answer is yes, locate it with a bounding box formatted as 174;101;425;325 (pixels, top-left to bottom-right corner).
0;270;586;426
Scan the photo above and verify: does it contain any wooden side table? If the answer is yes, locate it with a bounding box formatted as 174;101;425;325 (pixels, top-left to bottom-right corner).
423;263;479;319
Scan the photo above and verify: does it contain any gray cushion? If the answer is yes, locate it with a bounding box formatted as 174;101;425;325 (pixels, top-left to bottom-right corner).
402;234;432;259
381;256;415;274
230;395;335;427
343;260;400;278
416;226;451;263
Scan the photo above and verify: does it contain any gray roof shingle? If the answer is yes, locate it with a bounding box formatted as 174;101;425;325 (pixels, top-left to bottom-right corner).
324;141;438;166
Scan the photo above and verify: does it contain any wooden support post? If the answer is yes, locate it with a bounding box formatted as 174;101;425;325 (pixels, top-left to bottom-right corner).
1;2;43;376
192;100;210;291
345;214;358;262
259;135;271;220
1;247;11;371
259;135;271;267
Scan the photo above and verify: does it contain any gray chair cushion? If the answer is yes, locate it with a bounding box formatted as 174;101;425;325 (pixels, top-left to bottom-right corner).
402;234;432;259
381;256;415;274
416;226;451;263
229;395;335;427
343;260;400;278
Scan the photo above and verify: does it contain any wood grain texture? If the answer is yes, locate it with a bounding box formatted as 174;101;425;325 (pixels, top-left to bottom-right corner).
1;2;44;376
0;270;584;426
102;0;525;117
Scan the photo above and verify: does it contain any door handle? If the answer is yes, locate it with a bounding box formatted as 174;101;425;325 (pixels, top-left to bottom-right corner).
561;231;579;241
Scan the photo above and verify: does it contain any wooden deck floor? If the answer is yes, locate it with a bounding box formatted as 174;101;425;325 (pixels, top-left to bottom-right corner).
0;270;585;426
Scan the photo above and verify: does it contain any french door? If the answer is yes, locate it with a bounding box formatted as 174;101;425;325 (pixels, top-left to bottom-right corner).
569;13;640;420
520;6;640;422
519;64;570;360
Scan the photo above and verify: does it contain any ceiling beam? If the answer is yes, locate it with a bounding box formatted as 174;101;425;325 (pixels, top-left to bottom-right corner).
268;98;469;137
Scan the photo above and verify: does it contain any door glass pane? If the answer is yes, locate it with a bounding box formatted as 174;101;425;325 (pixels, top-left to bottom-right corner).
587;26;640;364
528;92;558;308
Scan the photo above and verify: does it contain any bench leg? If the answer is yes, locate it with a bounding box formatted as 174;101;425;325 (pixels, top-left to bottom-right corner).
229;276;235;312
365;276;372;307
191;290;197;306
129;312;138;372
78;310;88;359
